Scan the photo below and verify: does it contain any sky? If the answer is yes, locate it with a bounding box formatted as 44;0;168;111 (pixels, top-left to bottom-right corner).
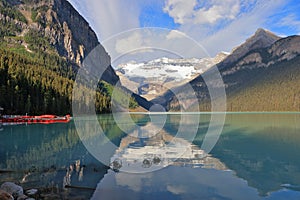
68;0;300;62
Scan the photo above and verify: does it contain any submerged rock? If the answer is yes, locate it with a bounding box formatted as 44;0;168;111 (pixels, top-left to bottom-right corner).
41;193;60;200
25;189;38;196
0;189;14;200
16;194;28;200
0;182;23;198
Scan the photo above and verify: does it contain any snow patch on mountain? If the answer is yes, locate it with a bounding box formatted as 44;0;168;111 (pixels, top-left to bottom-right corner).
116;53;228;100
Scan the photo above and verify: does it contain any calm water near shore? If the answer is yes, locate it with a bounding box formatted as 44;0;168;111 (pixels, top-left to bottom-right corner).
0;113;300;199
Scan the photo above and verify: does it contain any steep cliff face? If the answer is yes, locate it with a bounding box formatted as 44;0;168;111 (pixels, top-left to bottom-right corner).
0;0;119;84
0;0;125;114
48;0;99;65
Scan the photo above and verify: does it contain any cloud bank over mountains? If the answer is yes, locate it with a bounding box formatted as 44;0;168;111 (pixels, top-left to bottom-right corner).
68;0;300;58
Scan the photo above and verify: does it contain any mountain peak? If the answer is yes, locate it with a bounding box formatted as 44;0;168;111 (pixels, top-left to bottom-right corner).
243;28;281;51
250;28;280;44
254;28;271;35
223;28;281;65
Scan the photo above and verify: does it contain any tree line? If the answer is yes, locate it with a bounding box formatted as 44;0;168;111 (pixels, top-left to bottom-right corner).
0;46;115;115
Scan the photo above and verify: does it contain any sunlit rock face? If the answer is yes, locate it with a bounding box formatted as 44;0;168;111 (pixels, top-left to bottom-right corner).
0;0;119;84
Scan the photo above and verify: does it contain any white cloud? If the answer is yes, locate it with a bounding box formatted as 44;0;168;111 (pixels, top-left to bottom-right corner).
277;14;300;32
163;0;197;24
161;0;288;56
195;0;240;24
68;0;141;41
163;0;240;25
102;28;210;67
166;30;187;40
199;0;286;55
115;32;144;54
68;0;288;58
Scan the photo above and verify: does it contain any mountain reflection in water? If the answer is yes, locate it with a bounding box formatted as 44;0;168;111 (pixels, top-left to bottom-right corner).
109;125;227;173
92;118;256;199
91;113;300;200
1;113;300;199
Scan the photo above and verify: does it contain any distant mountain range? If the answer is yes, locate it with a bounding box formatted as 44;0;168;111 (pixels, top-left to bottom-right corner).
158;28;300;111
1;0;299;113
116;53;228;101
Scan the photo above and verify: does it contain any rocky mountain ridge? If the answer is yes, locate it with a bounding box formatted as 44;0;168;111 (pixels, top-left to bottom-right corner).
0;0;126;114
0;0;119;84
222;28;281;66
161;28;300;111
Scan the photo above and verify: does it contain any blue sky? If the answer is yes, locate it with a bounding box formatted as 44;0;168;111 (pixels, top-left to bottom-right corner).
266;0;300;36
68;0;300;58
139;1;179;29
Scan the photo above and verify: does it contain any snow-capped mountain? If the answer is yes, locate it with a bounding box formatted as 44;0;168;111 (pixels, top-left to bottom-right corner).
116;52;229;100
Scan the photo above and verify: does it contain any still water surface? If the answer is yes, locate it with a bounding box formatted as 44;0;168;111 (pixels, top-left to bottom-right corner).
0;113;300;199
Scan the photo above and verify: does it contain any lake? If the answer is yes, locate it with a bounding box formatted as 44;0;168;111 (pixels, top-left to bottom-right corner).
0;113;300;199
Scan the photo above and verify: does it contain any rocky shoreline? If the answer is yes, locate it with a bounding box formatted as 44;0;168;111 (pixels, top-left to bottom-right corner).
0;159;108;200
0;182;37;200
0;182;90;200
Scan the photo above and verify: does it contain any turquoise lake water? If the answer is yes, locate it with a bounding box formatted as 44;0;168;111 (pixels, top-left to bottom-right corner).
0;113;300;199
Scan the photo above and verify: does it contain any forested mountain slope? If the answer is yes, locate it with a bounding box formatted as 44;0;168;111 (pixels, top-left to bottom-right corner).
163;29;300;112
0;0;140;114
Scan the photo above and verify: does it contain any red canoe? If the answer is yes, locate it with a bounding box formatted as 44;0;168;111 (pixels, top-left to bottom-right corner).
0;114;71;124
